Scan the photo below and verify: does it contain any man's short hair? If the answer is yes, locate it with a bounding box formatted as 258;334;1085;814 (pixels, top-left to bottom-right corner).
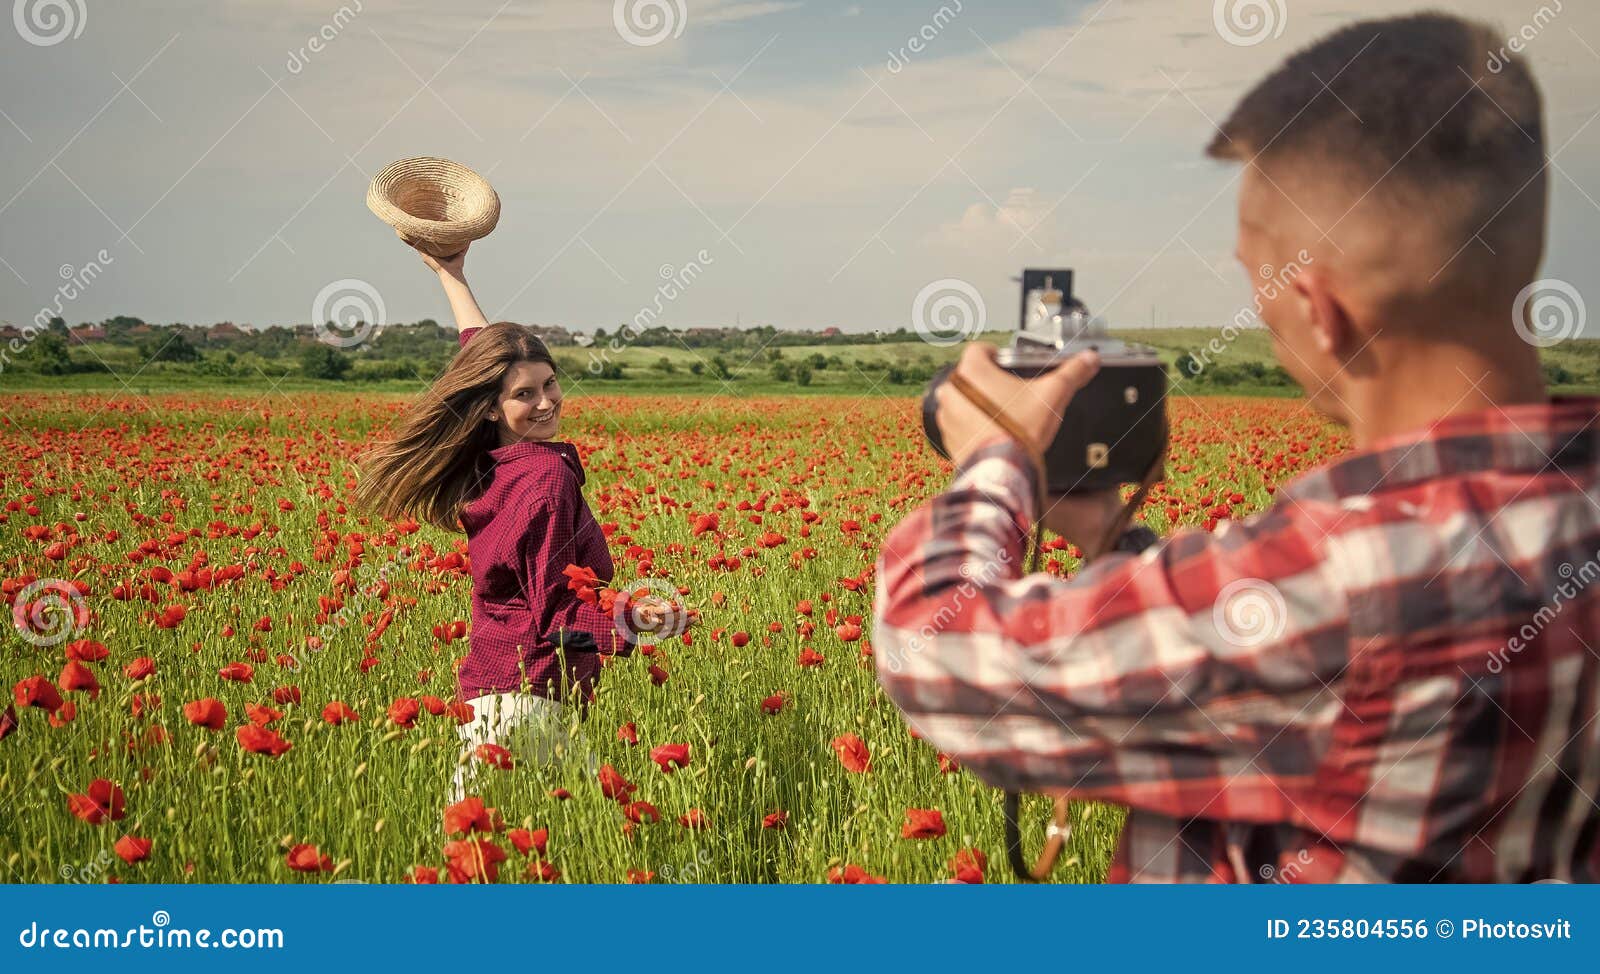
1208;13;1545;267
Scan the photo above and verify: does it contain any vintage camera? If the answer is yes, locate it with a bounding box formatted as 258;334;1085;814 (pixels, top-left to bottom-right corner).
922;269;1167;495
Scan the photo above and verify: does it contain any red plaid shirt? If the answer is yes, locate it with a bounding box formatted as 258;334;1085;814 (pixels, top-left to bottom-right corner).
456;327;630;702
874;398;1600;883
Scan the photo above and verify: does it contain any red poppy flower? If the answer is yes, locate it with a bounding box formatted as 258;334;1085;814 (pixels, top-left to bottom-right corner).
797;648;826;667
66;779;126;825
122;657;156;681
562;564;601;605
475;743;515;770
648;664;669;686
827;864;885;884
626;869;655;883
937;752;961;774
65;640;109;662
650;742;690;773
114;835;152;865
13;676;61;713
622;800;660;824
48;699;78;728
760;692;787;714
526;860;561;882
182;697;226;730
236;724;292;756
443;796;502;836
616;721;638;745
286;844;333;873
58;660;100;698
321;701;358;725
731;631;750;648
597;764;636;801
831;733;871;773
217;662;253;683
948;848;986;884
0;704;16;742
445;701;475;725
271;685;301;705
834;621;863;642
548;788;572;800
508;827;549;858
443;839;507;883
901;808;947;839
403;866;439;884
154;604;186;629
243;703;282;727
388;697;420;728
762;810;788;829
678;808;711;830
130;693;160;719
420;695;447;716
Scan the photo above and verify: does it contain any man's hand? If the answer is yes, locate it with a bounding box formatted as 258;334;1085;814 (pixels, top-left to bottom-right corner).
933;343;1101;468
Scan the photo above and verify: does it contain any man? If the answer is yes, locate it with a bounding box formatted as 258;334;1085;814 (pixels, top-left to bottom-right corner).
874;13;1599;882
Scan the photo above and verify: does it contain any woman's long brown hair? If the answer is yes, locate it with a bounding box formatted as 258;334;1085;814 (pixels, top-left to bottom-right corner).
355;322;557;531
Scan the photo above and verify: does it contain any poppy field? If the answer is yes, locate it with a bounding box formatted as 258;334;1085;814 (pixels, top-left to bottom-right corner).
0;389;1348;884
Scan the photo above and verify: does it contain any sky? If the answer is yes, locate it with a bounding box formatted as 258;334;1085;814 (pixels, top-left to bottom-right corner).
0;0;1596;337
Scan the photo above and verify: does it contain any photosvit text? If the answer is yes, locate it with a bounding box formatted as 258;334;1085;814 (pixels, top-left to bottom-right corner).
1266;917;1573;940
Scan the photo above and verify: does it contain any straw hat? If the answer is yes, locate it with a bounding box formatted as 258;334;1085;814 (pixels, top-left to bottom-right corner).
366;156;500;258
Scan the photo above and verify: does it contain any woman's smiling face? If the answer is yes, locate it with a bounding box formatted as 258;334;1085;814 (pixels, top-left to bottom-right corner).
490;359;562;444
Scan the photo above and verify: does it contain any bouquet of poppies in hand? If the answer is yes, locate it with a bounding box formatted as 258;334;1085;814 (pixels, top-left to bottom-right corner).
563;565;699;640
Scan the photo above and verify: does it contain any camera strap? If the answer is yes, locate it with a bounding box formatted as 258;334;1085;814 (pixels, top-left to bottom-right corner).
945;369;1166;881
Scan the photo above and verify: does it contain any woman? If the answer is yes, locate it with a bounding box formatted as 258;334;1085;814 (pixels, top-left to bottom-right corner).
356;241;687;797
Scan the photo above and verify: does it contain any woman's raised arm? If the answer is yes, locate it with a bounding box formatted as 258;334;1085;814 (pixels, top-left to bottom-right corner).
413;241;490;337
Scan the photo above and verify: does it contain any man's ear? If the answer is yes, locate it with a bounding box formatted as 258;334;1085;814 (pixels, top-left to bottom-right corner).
1293;268;1352;357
